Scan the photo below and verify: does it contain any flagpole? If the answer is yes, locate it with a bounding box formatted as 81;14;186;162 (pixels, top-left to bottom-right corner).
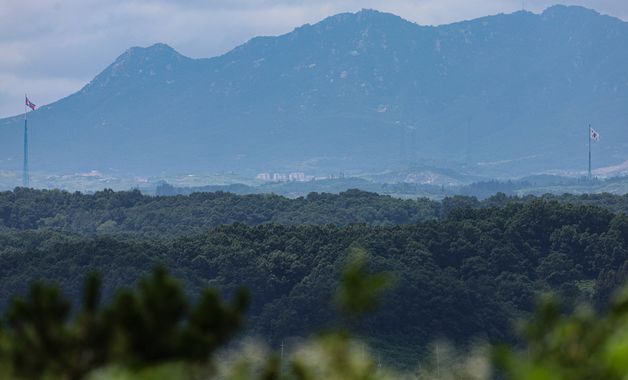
588;124;592;181
23;94;29;188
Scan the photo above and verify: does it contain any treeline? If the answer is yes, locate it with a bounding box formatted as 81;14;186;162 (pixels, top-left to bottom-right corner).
1;197;627;365
4;188;628;238
0;188;439;237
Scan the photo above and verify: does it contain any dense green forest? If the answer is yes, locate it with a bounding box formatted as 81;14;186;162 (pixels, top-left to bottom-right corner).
0;188;439;237
4;188;628;237
3;260;628;379
2;188;628;366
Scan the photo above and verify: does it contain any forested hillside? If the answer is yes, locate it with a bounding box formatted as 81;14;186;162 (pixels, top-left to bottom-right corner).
0;188;440;237
2;189;627;365
4;188;628;237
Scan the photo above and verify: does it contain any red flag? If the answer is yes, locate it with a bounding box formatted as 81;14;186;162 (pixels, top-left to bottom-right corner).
25;96;36;111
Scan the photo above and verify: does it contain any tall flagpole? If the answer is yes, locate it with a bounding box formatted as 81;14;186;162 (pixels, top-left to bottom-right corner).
23;94;30;188
588;124;592;181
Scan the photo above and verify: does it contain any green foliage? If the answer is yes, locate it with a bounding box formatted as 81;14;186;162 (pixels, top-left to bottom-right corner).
0;268;248;379
4;189;628;240
0;249;398;380
0;188;440;237
495;285;628;380
2;188;628;367
216;252;400;380
2;232;628;379
336;249;394;317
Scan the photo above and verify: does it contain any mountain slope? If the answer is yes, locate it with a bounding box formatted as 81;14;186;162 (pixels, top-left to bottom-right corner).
1;6;627;177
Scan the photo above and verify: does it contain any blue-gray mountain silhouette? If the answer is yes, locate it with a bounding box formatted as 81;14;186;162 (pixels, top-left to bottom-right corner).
1;5;627;176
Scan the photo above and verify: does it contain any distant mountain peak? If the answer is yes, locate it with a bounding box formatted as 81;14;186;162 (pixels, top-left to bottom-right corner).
316;8;410;28
355;8;393;18
542;4;601;18
117;43;185;64
85;43;189;90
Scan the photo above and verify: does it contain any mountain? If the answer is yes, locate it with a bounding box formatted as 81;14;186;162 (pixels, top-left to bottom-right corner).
1;5;627;178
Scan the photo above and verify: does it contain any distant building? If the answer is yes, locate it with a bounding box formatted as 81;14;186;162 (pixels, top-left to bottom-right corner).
288;172;306;182
257;172;309;182
256;173;271;181
273;173;288;182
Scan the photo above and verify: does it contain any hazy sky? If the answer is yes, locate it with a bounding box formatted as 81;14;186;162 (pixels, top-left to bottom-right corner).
0;0;627;118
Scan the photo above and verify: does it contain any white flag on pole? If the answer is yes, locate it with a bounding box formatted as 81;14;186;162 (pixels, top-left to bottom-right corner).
590;127;600;141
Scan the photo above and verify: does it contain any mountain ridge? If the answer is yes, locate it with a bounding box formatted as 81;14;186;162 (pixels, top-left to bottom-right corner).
1;5;627;179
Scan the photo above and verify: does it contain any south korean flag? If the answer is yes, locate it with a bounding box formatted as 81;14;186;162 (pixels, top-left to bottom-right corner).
590;127;600;141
